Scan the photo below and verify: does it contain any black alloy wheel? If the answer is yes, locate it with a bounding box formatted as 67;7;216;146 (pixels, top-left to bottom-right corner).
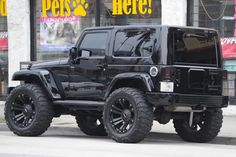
76;114;107;136
109;98;135;134
5;84;54;136
104;88;153;143
10;94;36;128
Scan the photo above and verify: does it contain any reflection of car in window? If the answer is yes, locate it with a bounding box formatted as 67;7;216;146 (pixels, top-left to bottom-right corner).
114;30;155;57
173;29;217;66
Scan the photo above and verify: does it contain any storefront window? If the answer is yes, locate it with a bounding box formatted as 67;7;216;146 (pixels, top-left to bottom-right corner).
0;0;8;99
189;0;234;37
189;0;236;99
34;0;161;61
100;0;161;26
35;0;96;61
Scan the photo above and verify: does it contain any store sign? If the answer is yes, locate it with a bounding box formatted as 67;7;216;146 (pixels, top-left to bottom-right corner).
41;0;153;17
40;16;81;52
112;0;152;15
41;0;89;17
0;0;7;16
221;37;236;59
0;32;8;51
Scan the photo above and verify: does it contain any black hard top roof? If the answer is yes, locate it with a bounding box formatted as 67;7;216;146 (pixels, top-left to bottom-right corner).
83;25;217;32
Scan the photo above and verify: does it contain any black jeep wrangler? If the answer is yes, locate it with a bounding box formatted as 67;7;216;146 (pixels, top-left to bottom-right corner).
5;25;228;143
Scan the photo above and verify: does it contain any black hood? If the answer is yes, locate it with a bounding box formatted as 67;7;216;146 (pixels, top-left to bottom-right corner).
30;58;69;69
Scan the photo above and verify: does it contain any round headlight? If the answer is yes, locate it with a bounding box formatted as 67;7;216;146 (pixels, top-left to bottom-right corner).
149;66;158;77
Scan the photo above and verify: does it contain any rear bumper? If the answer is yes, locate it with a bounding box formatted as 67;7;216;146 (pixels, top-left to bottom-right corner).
146;92;228;108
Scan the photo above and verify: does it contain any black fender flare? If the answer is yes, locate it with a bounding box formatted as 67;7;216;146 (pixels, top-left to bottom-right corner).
12;70;62;99
104;72;154;99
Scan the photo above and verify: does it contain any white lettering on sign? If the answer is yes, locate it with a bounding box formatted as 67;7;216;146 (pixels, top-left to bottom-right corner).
221;37;236;45
0;32;7;38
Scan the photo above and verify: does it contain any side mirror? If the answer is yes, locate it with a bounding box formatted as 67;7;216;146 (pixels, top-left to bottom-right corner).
78;49;92;58
69;47;78;60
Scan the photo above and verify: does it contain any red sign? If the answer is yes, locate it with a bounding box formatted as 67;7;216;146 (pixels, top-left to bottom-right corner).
0;32;8;51
221;37;236;59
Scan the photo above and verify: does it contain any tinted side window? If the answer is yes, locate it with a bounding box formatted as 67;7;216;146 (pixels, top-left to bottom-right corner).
173;29;217;66
113;30;155;57
80;33;108;56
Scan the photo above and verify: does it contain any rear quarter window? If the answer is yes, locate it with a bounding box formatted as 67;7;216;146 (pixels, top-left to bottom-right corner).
172;28;218;66
113;30;155;58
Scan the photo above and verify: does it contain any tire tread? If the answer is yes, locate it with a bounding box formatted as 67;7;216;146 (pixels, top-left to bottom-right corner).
5;84;54;136
104;88;153;143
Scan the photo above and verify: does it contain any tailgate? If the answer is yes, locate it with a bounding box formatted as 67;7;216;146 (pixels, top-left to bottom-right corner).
174;66;224;95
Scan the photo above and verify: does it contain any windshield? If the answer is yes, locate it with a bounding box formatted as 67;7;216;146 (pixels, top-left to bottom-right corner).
172;28;218;66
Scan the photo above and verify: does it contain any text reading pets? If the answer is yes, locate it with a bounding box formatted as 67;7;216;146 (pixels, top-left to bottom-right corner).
41;0;89;17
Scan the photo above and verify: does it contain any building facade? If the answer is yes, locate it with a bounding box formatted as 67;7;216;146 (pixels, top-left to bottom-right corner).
6;0;187;93
3;0;235;101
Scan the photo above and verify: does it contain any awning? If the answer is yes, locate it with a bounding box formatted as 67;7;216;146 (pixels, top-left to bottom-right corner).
221;37;236;59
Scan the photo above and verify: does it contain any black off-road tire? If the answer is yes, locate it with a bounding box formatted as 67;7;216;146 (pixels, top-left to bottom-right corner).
5;84;54;136
173;109;223;143
103;88;153;143
75;115;107;136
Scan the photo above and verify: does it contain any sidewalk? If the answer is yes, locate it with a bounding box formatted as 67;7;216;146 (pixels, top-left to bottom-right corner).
1;101;236;123
223;105;236;116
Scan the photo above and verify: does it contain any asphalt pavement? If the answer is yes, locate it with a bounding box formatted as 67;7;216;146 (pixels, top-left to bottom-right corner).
1;100;236;157
0;115;236;157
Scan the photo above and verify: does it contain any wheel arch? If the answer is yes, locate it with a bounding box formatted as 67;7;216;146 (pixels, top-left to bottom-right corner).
12;70;62;99
104;73;154;99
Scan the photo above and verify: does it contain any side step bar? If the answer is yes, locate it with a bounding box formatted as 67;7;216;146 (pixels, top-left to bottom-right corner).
53;100;105;108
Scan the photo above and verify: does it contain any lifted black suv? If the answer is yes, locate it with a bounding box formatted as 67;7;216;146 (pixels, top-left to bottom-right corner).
5;25;228;143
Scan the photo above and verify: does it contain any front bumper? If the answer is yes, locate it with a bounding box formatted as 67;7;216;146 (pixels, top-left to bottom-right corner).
146;92;228;108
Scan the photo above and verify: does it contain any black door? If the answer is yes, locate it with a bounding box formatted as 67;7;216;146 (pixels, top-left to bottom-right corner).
68;31;109;100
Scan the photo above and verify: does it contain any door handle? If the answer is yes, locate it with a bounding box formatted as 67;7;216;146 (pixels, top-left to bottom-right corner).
96;64;107;71
96;64;107;68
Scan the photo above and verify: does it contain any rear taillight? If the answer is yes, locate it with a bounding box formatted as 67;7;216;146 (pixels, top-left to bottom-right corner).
161;67;176;81
159;67;176;93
